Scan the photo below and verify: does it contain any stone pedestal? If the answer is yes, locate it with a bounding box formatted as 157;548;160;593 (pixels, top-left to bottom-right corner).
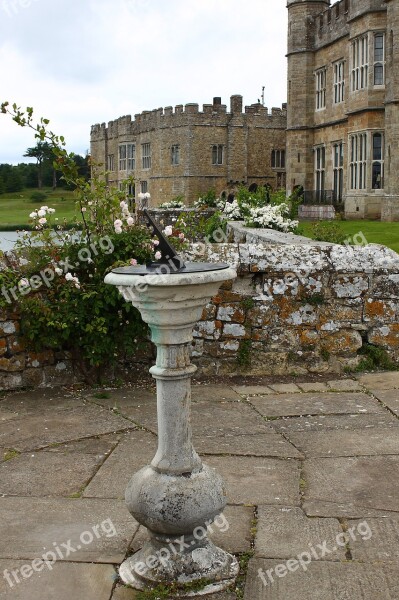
104;267;238;596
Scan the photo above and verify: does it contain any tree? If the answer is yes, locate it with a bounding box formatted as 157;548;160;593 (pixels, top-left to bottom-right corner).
24;141;54;189
5;170;23;193
0;175;5;194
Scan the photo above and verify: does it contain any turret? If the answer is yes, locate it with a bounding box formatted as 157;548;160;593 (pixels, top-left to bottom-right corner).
286;0;330;195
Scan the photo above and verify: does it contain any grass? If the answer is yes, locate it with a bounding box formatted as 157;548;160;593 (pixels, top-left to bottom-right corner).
0;188;81;229
299;220;399;254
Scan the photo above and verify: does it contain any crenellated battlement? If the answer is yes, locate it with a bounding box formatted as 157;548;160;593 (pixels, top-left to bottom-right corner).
90;96;287;142
311;0;386;49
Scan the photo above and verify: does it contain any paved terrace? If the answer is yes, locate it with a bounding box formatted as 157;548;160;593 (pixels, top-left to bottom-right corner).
0;373;399;599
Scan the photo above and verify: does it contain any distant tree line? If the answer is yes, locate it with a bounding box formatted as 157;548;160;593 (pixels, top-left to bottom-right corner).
0;143;90;194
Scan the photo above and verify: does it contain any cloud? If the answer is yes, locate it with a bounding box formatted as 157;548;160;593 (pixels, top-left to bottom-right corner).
0;0;287;163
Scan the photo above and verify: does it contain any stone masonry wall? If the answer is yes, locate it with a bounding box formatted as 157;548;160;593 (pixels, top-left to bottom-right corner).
1;234;399;390
188;236;399;376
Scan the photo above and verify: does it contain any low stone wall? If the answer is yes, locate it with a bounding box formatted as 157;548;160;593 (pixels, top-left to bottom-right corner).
1;230;399;390
188;236;399;376
0;310;75;391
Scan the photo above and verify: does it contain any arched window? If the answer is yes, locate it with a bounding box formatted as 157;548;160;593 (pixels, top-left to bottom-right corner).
271;150;276;168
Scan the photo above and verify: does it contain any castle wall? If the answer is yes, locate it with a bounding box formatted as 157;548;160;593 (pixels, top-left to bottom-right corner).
286;0;399;220
90;97;287;206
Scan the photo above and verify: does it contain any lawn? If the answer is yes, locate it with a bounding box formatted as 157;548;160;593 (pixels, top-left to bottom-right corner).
0;188;81;229
299;220;399;254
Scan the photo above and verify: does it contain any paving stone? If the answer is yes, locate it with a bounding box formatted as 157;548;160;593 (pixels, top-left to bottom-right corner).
0;435;119;497
0;408;18;423
0;400;133;452
0;561;116;600
271;413;399;433
245;559;399;600
255;506;345;560
0;497;138;563
205;456;300;506
285;428;399;458
194;433;303;458
191;401;274;437
304;456;399;514
130;505;254;555
303;500;396;519
371;389;399;416
297;382;329;393
191;385;242;403
231;386;274;396
249;392;386;418
268;384;301;394
357;371;399;390
112;587;236;600
327;379;363;392
348;517;399;561
83;430;158;499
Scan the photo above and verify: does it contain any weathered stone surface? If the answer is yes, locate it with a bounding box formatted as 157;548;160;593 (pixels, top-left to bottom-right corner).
349;517;399;561
303;500;396;519
83;430;158;499
205;456;300;506
304;456;399;513
268;384;301;394
130;505;254;555
255;506;345;560
0;436;119;497
371;389;399;416
191;385;242;403
0;398;133;451
332;275;369;299
327;379;363;392
245;559;399;600
0;561;116;600
364;299;397;324
231;385;274;396
371;274;399;298
191;401;274;437
369;324;399;349
249;392;385;418
297;382;329;393
0;497;138;562
320;330;363;354
357;371;399;390
0;355;25;372
194;433;303;458
286;429;399;458
271;412;399;433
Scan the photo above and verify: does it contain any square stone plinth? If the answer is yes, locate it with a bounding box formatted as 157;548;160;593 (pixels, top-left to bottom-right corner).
255;506;345;560
245;559;399;599
249;393;385;418
205;456;300;506
304;456;399;514
0;435;119;497
0;497;138;563
0;561;116;600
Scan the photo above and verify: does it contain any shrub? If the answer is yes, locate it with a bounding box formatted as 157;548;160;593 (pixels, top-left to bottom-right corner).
310;220;347;245
30;191;48;203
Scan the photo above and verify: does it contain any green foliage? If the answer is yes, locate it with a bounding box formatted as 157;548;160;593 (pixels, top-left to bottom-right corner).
5;170;23;193
237;339;252;368
302;293;325;306
320;348;331;361
203;211;227;241
3;449;21;462
353;344;398;372
309;220;348;245
240;297;255;311
30;191;48;202
134;578;214;599
194;189;219;209
0;101;159;383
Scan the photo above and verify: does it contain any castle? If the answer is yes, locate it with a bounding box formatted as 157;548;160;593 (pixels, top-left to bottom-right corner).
91;0;398;220
90;96;287;206
287;0;399;221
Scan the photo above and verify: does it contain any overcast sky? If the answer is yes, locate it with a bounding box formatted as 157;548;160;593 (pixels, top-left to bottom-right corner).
0;0;288;164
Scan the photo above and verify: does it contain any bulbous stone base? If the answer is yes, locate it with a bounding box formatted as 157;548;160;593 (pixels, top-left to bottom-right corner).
119;537;239;596
125;464;227;535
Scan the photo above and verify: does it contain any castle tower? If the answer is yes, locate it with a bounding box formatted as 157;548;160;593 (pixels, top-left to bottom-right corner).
382;0;399;220
286;0;330;195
